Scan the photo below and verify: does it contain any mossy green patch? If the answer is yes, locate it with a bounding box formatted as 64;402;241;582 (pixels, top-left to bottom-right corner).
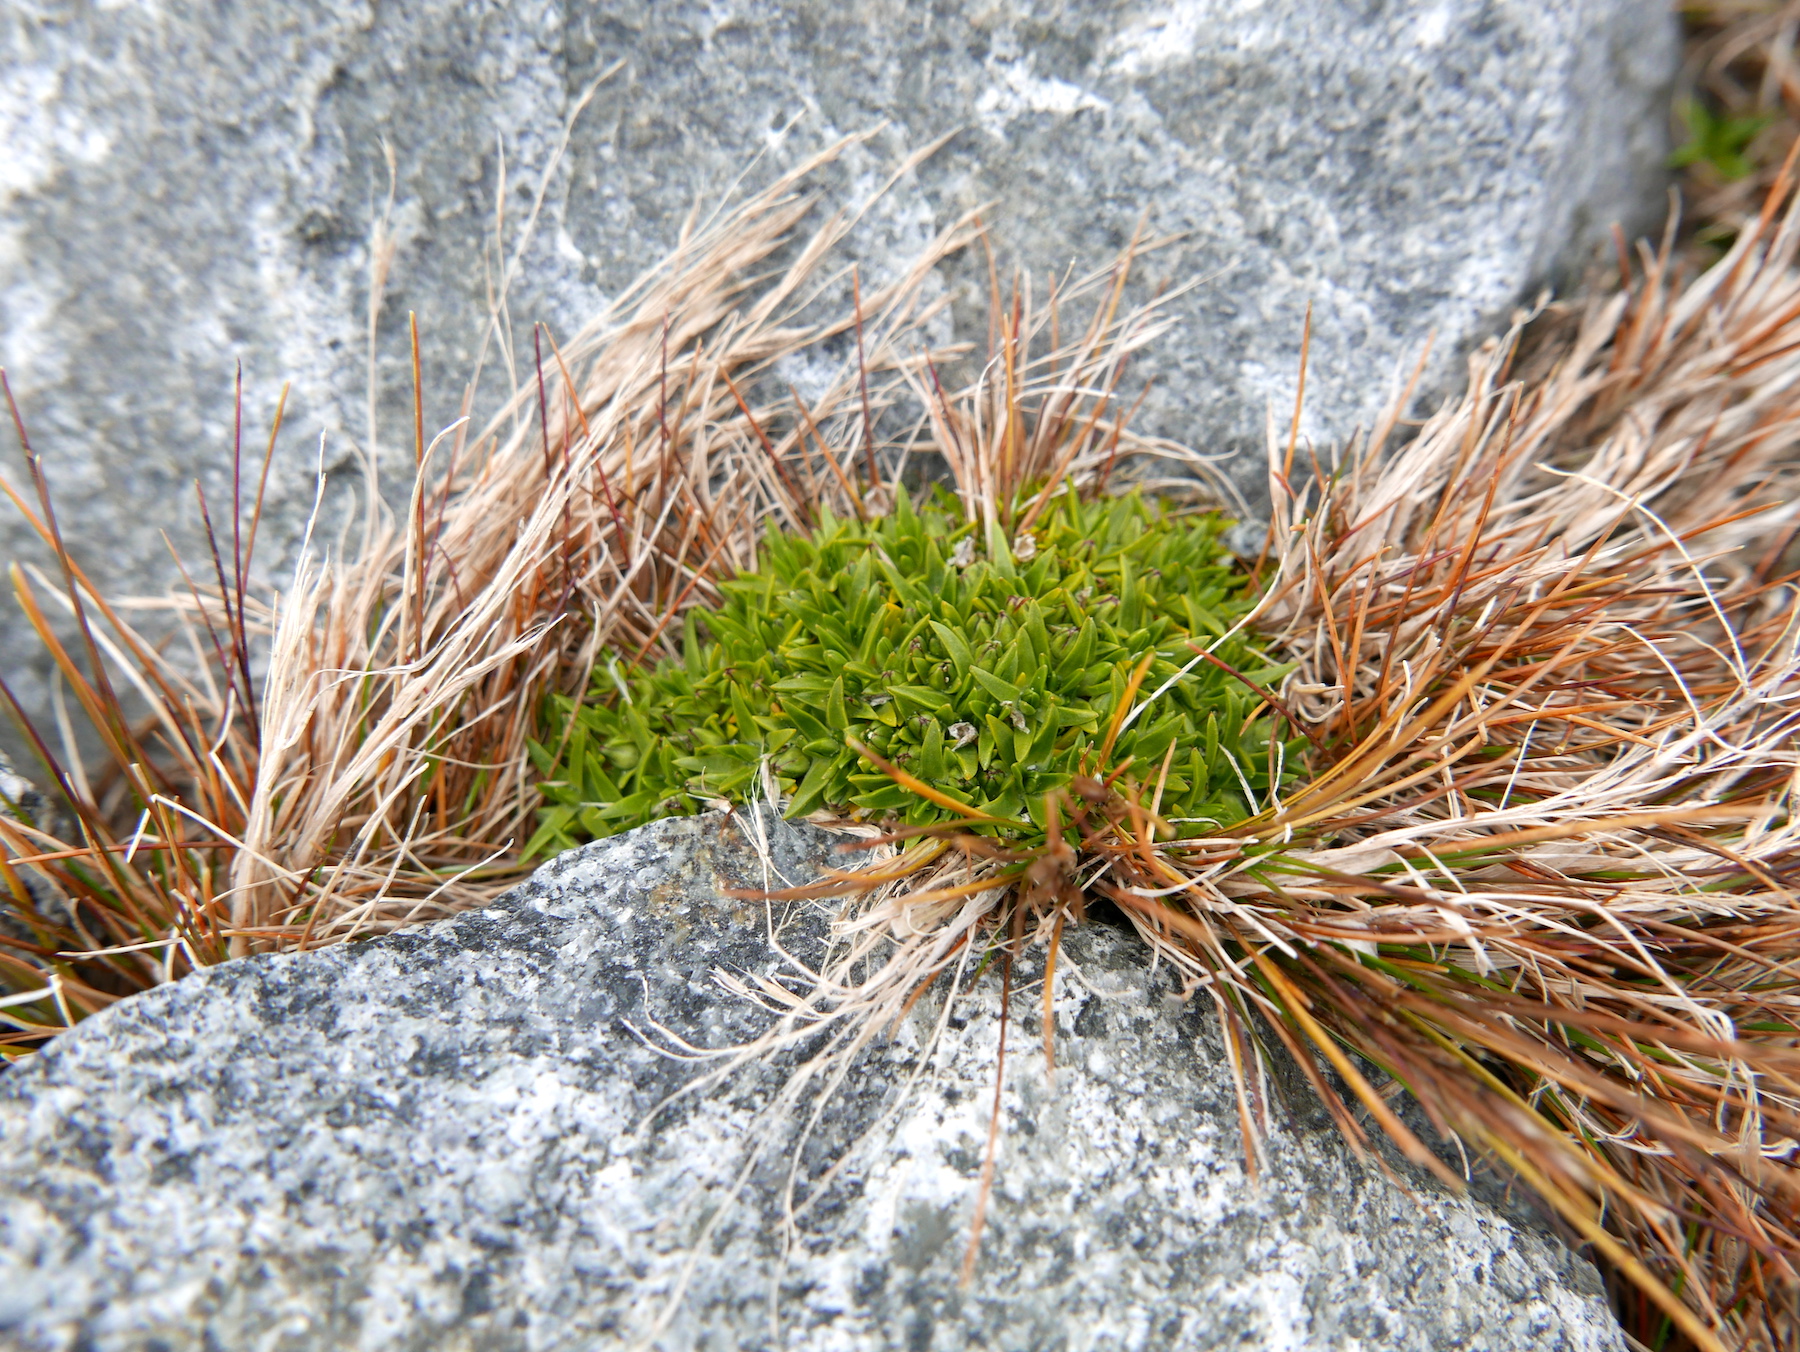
526;487;1296;858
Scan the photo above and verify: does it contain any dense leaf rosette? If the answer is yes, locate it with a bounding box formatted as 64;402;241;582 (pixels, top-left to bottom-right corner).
528;489;1293;856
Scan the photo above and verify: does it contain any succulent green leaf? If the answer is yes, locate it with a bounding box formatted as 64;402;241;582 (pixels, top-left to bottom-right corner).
825;675;849;731
970;665;1024;703
929;621;973;680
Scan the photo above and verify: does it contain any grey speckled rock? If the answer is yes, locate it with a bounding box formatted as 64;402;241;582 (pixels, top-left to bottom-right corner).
0;1;1676;720
0;809;1624;1351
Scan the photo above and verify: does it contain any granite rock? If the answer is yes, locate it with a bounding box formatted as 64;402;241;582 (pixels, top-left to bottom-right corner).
0;809;1625;1350
0;0;1678;722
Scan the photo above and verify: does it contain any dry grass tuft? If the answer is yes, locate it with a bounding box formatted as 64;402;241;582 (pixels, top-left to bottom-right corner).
3;130;1800;1347
1232;181;1800;1349
0;132;1198;1014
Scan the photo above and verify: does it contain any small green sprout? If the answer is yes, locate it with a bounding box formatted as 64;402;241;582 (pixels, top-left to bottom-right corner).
526;487;1299;858
1669;98;1774;182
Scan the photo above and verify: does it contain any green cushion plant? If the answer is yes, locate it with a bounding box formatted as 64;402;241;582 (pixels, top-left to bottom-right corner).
527;485;1297;858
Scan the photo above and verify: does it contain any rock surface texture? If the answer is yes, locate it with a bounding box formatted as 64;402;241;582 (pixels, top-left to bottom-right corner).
0;1;1676;716
0;810;1624;1351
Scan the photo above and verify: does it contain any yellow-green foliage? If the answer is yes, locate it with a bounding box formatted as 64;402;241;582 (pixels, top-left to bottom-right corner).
528;488;1294;856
